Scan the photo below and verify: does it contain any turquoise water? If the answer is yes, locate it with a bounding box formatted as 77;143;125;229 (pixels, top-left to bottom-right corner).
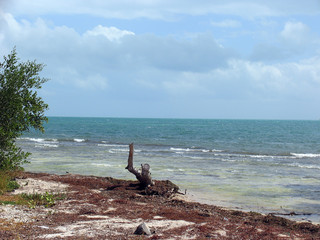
18;117;320;223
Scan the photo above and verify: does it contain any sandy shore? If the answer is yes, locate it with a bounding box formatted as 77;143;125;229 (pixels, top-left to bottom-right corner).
0;172;319;239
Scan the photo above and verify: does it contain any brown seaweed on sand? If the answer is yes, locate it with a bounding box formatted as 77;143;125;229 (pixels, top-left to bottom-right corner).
0;172;319;239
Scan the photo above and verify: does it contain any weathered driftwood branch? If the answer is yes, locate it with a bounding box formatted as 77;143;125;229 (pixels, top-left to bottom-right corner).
125;143;154;188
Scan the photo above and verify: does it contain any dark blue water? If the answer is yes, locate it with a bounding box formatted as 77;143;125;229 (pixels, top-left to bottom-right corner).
18;117;320;223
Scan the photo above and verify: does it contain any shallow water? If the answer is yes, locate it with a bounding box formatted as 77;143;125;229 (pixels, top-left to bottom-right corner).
18;117;320;223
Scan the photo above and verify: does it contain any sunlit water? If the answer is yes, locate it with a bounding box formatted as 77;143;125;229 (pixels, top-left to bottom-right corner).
18;117;320;223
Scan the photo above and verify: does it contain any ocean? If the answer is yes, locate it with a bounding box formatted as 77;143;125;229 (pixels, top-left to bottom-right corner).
18;117;320;223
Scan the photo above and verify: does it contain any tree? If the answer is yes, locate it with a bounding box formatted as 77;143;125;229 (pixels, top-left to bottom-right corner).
0;48;48;170
126;143;154;188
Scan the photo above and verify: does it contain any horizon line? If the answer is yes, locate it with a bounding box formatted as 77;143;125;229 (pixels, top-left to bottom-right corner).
46;115;318;121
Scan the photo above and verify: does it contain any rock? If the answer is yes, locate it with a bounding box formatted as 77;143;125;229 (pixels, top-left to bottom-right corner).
134;222;152;235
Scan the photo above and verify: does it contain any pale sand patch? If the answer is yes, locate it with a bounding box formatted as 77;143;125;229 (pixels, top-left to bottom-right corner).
215;229;227;237
0;205;49;223
0;178;68;224
13;178;69;195
147;219;194;230
105;207;117;212
41;216;194;238
170;192;196;203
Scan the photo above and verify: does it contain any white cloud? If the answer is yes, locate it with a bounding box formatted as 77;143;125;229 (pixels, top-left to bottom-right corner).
2;13;319;96
251;21;320;61
84;25;134;41
76;74;108;90
156;57;320;102
211;19;241;28
1;11;319;119
280;21;311;46
0;13;233;90
127;33;234;72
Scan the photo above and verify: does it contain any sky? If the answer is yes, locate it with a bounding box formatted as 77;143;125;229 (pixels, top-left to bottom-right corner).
1;0;320;120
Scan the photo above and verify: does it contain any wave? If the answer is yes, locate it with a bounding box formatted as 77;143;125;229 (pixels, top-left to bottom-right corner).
35;143;59;148
225;151;320;159
97;144;109;147
18;137;320;163
170;147;191;152
91;163;113;167
249;154;270;158
98;143;128;148
170;147;223;153
288;163;320;170
109;148;129;153
27;137;45;143
290;153;320;158
19;137;60;148
20;137;59;143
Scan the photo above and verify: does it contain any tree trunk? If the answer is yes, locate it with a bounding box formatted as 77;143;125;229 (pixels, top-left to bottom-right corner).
125;143;153;188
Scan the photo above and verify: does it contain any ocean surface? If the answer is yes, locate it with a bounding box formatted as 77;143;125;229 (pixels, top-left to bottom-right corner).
18;117;320;223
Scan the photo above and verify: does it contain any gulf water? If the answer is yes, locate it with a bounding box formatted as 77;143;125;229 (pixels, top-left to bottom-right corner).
18;117;320;223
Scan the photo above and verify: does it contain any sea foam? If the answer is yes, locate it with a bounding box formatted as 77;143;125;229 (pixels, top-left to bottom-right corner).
288;162;320;170
291;153;320;158
35;143;59;148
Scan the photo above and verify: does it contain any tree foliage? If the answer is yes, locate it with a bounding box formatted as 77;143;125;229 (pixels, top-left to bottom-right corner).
0;48;48;170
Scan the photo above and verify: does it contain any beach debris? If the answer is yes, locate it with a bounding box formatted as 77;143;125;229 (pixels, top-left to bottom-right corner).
38;226;49;229
125;143;154;188
134;222;152;235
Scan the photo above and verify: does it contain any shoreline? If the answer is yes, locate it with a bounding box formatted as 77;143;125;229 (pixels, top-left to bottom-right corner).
185;190;320;225
1;171;319;239
21;169;319;224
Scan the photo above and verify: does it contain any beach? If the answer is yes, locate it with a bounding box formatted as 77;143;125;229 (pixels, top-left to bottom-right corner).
18;117;320;224
1;171;319;239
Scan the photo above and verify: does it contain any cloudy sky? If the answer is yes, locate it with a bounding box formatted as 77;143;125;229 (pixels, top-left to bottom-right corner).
1;0;320;119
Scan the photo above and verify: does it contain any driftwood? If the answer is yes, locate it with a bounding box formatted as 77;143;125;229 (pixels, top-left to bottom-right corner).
125;143;154;188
